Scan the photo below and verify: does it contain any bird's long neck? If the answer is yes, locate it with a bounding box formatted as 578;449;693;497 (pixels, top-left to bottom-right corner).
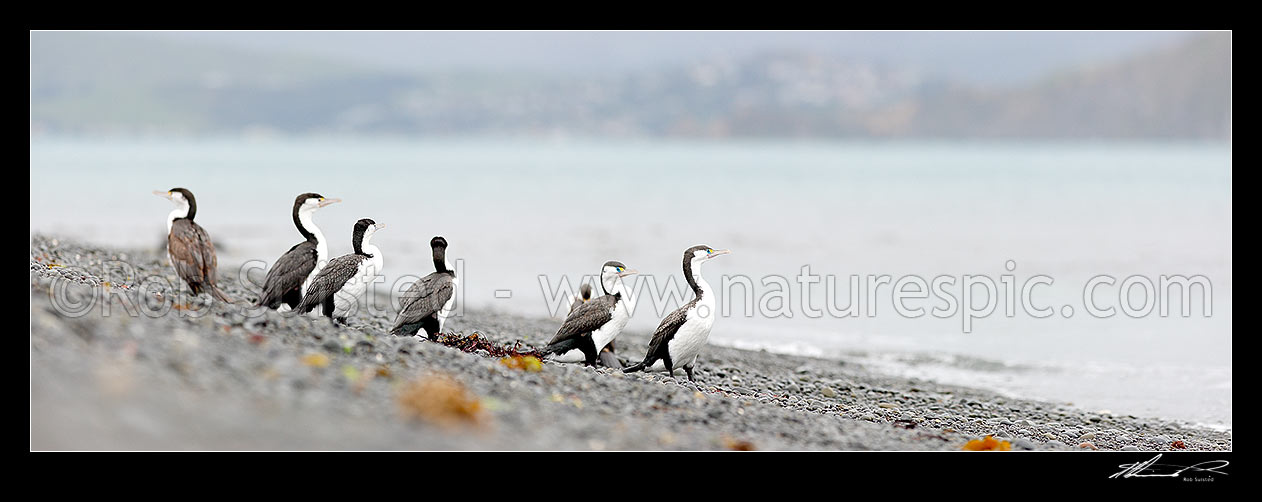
603;275;633;310
295;207;320;242
685;260;711;301
354;231;370;256
166;203;190;233
432;249;452;274
298;209;327;261
361;236;383;273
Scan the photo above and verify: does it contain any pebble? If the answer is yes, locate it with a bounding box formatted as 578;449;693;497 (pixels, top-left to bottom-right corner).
1121;445;1139;451
1012;438;1037;450
819;386;837;398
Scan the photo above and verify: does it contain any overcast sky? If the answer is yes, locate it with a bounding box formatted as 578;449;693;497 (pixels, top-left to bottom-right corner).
134;31;1197;86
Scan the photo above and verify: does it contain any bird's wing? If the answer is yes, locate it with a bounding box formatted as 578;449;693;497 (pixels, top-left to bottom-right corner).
192;222;219;284
547;295;616;345
167;219;207;285
260;241;317;302
392;274;455;328
644;302;692;361
295;254;366;312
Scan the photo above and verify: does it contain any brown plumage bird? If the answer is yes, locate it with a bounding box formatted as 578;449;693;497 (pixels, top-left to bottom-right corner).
154;188;233;302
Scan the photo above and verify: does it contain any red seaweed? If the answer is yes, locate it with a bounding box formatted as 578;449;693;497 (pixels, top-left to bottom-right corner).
432;332;545;359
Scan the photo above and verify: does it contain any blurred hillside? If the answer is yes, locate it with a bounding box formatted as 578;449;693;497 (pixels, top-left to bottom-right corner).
29;31;1230;140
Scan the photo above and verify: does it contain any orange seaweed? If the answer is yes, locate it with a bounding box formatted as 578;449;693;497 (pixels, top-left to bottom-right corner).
499;355;543;372
397;373;485;427
722;436;757;451
962;435;1012;451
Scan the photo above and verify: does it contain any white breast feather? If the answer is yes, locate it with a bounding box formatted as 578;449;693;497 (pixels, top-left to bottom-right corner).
436;276;459;333
552;298;627;363
331;257;381;319
647;295;716;372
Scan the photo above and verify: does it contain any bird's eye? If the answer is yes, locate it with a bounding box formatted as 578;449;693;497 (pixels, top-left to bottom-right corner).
707;249;713;254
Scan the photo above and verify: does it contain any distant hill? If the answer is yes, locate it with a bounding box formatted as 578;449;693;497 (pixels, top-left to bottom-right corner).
875;33;1232;139
30;32;387;134
29;31;1231;140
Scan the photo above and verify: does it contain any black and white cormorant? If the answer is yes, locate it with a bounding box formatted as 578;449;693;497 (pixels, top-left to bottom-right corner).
568;283;622;368
256;193;341;310
293;218;385;324
154;188;233;302
390;236;458;340
624;245;731;381
541;261;638;366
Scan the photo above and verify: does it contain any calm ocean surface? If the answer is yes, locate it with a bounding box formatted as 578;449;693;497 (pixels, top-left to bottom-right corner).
29;138;1232;427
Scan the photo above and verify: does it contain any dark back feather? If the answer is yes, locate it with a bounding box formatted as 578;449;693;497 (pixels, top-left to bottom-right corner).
547;294;617;346
391;272;456;331
294;254;368;313
258;240;317;308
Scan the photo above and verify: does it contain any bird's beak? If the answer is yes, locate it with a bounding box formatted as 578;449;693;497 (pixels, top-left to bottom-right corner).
153;190;172;200
618;268;639;278
707;249;732;260
374;223;386;230
318;197;342;208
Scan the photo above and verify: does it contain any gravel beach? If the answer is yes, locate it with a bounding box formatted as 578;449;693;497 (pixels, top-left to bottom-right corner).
29;235;1232;451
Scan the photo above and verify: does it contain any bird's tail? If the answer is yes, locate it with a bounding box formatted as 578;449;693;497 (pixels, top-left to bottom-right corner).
623;360;649;373
540;338;581;358
211;284;235;304
389;321;420;337
288;300;315;316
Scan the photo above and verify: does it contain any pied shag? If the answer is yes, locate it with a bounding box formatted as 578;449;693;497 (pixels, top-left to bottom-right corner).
568;283;622;368
256;193;341;310
542;261;638;366
623;245;730;381
293;218;384;325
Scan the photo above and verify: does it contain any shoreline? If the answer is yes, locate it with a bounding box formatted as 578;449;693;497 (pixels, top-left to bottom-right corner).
29;235;1231;451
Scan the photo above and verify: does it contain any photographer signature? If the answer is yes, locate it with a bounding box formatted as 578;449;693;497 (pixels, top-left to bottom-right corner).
1110;454;1229;479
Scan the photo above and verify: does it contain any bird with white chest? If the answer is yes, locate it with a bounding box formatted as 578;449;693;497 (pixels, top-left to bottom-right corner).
256;193;341;311
293;218;385;325
568;283;623;368
624;245;730;381
542;261;639;366
153;188;233;303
